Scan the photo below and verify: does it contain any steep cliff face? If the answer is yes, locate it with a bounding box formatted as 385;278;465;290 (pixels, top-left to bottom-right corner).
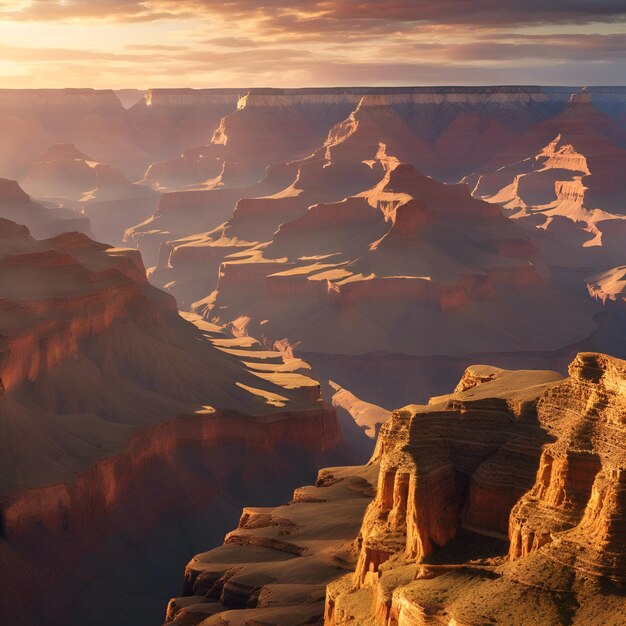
0;218;341;625
509;353;626;581
325;353;626;626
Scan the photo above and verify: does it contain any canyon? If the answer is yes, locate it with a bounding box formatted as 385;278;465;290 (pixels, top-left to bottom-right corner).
0;85;624;626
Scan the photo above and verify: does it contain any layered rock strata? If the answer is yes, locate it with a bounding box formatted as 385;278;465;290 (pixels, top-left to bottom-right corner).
166;352;626;626
326;353;626;626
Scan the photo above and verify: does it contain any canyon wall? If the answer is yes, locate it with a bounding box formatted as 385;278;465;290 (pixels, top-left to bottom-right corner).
0;217;341;625
326;352;626;626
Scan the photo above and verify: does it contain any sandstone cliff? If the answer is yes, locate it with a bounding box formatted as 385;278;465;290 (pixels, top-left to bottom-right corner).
326;353;626;626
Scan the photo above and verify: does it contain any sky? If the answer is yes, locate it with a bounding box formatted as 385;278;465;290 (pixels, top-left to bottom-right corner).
0;1;625;88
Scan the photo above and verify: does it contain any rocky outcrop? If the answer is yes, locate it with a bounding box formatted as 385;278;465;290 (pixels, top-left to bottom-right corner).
164;463;378;626
0;219;341;625
164;352;626;626
325;353;626;626
508;353;626;581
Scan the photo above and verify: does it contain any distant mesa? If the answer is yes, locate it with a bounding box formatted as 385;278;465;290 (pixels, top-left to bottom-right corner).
21;142;137;203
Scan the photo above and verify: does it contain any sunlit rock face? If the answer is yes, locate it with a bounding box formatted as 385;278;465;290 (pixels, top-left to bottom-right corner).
324;353;626;626
0;217;340;625
465;90;626;284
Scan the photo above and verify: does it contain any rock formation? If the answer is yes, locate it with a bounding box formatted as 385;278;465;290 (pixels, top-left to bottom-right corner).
194;163;599;410
165;352;626;626
165;463;378;625
131;87;626;313
0;218;340;625
326;352;626;626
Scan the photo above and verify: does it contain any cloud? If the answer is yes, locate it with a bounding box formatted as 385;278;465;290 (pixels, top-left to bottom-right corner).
0;0;625;87
2;0;626;26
